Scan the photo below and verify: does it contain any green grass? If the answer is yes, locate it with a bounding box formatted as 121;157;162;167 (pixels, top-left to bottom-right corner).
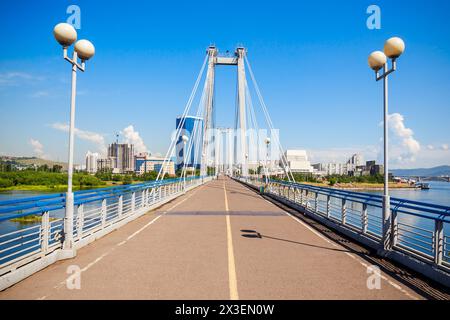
10;214;58;223
0;184;107;192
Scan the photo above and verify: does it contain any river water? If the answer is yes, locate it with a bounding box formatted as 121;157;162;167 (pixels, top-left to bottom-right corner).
363;181;450;206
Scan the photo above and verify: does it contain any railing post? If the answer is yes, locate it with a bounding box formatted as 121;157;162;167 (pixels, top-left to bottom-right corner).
41;211;50;255
77;204;84;240
305;190;309;208
362;203;368;234
101;199;107;227
293;187;296;203
300;189;304;206
342;199;347;224
391;209;398;248
314;192;318;212
131;192;136;214
118;195;123;218
159;187;162;201
326;195;331;218
434;220;444;265
142;190;145;208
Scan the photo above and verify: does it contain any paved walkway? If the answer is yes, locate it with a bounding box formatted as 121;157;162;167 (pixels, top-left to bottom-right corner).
0;177;423;299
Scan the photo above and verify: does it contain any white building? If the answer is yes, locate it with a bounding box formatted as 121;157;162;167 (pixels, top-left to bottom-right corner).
135;153;175;176
346;153;364;173
283;150;313;173
85;151;99;174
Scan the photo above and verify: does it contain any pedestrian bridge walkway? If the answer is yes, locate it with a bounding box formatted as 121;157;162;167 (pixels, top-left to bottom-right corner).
0;177;429;299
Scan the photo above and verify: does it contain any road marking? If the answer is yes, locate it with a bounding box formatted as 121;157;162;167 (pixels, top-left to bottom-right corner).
36;185;204;300
224;180;239;300
263;197;419;300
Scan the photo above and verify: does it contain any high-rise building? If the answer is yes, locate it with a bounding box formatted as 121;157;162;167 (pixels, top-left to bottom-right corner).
85;151;99;173
108;143;135;173
283;150;313;173
175;116;203;170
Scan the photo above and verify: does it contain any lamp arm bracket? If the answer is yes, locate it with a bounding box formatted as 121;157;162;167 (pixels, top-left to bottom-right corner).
63;47;86;72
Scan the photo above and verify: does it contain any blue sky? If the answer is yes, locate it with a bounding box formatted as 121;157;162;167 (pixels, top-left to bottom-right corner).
0;0;449;168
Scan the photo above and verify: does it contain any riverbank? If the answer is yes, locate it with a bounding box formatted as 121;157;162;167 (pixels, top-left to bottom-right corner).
301;182;416;190
0;182;123;193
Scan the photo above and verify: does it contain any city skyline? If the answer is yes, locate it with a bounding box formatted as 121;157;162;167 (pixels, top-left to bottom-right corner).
1;1;449;168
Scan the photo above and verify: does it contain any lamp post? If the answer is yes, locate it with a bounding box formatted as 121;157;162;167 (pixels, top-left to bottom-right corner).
245;153;248;182
368;37;405;251
54;23;95;251
264;137;271;184
182;135;189;189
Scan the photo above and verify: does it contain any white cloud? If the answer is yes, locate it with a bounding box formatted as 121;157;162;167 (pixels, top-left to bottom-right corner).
442;144;449;151
29;138;49;159
31;90;49;98
122;125;148;154
51;122;107;155
426;145;434;150
0;72;44;86
386;113;421;164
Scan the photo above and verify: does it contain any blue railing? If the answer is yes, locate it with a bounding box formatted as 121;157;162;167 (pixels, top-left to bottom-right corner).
245;177;450;272
0;176;207;278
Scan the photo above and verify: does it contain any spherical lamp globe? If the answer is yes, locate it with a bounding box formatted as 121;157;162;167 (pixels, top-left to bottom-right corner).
182;135;189;143
53;23;77;46
265;137;271;145
384;37;405;59
74;40;95;60
368;51;387;71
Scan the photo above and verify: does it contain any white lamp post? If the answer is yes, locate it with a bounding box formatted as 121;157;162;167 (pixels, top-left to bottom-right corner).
368;37;405;251
264;137;271;184
54;23;95;251
182;135;189;188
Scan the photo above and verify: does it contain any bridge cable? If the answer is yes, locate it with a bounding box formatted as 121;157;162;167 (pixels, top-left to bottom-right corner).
156;54;208;181
244;56;295;182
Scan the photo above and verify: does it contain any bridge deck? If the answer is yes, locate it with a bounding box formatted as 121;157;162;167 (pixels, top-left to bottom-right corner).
0;177;423;299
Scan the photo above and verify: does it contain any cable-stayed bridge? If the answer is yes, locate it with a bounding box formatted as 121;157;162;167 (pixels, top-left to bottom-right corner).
0;47;449;299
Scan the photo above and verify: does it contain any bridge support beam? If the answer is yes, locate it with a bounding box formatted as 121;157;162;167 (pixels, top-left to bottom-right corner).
200;46;217;177
237;47;248;178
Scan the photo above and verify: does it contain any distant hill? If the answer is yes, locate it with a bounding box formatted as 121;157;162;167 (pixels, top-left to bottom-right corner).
0;156;69;170
391;165;450;177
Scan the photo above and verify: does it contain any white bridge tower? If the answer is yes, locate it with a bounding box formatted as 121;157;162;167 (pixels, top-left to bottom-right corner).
200;46;248;178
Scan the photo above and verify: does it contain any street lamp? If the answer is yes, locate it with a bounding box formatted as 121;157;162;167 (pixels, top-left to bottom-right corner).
182;135;189;188
54;23;95;252
368;37;405;251
264;137;271;184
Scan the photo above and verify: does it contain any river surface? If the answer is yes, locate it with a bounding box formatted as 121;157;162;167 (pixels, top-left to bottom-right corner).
362;181;450;206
